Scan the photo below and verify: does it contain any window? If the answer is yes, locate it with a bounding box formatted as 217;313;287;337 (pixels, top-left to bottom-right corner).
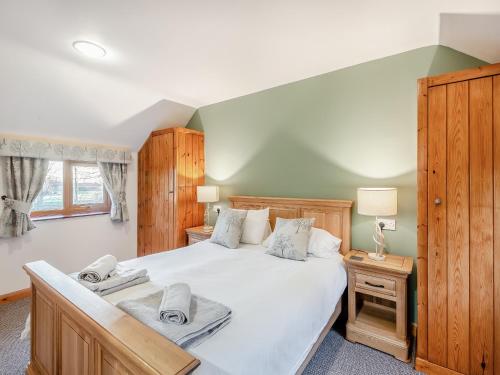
32;161;64;212
31;161;110;219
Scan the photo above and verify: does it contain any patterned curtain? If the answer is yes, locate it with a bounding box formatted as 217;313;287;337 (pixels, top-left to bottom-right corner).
98;162;129;222
0;156;49;237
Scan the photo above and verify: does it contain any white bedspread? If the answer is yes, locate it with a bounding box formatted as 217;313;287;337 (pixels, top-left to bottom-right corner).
104;241;347;375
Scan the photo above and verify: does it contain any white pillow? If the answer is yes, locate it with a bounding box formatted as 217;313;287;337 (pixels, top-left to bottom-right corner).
262;221;272;242
262;227;274;247
263;226;341;258
307;227;342;258
238;208;270;245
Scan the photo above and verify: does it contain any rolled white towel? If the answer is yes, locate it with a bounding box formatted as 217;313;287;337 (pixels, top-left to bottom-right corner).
159;283;192;325
78;254;117;283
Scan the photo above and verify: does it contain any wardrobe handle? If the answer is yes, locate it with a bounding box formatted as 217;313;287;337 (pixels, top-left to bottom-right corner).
434;198;442;206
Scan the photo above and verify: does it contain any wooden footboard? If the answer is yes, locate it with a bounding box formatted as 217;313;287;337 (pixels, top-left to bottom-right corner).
24;261;200;375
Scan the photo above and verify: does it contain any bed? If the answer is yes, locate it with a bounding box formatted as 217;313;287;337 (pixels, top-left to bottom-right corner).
24;196;352;375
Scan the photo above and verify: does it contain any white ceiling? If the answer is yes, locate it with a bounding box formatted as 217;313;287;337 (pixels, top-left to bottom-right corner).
0;1;499;149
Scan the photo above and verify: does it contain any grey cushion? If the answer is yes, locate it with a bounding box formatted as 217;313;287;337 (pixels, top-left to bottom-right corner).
266;217;315;261
210;209;247;249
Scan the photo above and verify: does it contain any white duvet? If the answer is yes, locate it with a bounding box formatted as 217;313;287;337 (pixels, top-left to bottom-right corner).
104;241;347;375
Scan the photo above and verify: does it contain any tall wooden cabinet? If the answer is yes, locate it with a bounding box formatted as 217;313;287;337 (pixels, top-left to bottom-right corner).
138;128;205;256
417;64;500;375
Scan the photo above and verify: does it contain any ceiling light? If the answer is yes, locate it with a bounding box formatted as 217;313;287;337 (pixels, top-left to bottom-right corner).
72;40;107;58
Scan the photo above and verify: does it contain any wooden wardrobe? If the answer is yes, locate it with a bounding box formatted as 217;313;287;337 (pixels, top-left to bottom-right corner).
417;63;500;375
137;128;205;256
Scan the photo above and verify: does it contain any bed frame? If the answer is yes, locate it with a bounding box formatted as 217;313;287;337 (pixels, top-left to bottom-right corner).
24;196;352;375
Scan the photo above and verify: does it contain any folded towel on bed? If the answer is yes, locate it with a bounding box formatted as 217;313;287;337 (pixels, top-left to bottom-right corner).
71;265;149;296
78;254;117;283
117;290;231;348
159;283;192;325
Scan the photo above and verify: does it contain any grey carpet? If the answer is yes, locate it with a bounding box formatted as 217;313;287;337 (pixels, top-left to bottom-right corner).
0;298;30;375
303;329;421;375
0;298;420;375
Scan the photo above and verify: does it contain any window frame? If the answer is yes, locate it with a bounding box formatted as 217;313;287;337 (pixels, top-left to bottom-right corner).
31;160;111;219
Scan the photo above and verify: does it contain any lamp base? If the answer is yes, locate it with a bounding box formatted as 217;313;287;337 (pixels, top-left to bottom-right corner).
368;252;386;261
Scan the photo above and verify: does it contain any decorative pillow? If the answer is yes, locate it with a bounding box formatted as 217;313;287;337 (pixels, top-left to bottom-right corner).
210;209;247;249
265;218;315;261
307;228;342;258
240;208;270;244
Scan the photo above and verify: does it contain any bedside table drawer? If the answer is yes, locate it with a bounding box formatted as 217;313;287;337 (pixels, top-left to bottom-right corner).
356;272;396;296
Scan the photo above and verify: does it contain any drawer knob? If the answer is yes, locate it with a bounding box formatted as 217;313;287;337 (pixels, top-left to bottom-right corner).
434;197;442;205
365;281;385;288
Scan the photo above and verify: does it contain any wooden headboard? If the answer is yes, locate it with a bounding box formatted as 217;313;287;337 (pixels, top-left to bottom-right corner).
229;196;353;255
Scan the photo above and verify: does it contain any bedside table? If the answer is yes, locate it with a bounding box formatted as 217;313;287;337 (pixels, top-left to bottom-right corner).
185;226;213;245
344;249;413;362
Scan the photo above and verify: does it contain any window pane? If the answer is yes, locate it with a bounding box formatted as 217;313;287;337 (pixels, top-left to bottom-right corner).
73;164;104;205
32;161;64;211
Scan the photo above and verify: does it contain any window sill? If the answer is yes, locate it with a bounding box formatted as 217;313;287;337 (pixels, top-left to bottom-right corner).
31;211;109;222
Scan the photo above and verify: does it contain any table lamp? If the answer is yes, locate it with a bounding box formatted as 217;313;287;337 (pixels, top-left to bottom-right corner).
357;187;397;261
197;185;219;232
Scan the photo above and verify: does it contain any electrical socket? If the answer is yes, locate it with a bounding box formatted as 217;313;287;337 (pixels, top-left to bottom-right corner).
377;217;396;231
213;205;222;213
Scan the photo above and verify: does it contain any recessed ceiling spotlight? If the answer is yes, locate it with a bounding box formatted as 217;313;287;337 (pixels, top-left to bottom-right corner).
72;40;107;58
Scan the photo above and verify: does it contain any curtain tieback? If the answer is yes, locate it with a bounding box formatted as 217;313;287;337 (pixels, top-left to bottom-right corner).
2;197;31;215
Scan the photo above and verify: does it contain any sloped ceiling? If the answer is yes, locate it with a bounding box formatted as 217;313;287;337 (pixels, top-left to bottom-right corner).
0;1;499;149
0;37;195;150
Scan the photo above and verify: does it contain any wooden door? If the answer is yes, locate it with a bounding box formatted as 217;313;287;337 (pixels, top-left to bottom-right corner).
174;132;205;248
427;84;448;367
420;69;500;374
151;132;175;253
446;81;470;373
469;77;494;375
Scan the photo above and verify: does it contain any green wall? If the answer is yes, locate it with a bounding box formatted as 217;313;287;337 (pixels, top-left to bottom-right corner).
187;45;486;323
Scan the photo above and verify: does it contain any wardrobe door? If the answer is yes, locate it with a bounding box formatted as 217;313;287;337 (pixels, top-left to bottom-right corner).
427;85;448;367
166;132;175;250
175;131;186;247
174;132;205;248
428;79;495;373
151;132;175;253
446;81;469;374
470;77;494;375
494;75;500;375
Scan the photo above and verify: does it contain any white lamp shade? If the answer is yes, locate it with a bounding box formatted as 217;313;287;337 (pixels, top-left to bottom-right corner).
197;186;219;203
357;188;397;216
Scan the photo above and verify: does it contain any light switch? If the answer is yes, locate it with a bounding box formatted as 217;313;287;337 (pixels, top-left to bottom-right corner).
377;217;396;231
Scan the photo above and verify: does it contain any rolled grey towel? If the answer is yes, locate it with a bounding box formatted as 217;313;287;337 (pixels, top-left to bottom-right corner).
78;254;117;283
117;291;232;348
71;265;149;295
159;283;192;325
